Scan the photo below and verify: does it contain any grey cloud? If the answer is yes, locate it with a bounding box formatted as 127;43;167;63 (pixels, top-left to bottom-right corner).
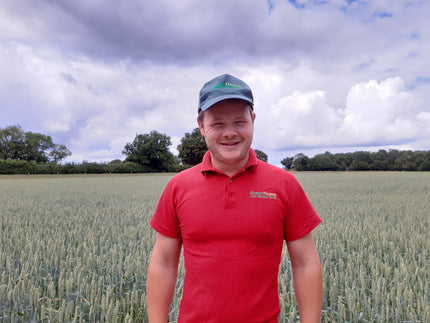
60;73;77;85
1;0;429;163
3;0;404;64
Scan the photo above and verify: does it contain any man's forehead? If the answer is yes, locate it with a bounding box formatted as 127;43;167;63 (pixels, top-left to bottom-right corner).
208;99;251;111
203;103;254;122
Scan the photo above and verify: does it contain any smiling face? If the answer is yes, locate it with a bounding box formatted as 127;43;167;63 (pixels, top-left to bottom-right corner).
198;99;255;176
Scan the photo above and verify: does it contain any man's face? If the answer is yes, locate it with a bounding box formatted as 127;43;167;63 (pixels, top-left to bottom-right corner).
198;99;255;173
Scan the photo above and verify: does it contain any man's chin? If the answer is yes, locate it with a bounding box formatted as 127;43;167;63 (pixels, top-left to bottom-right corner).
219;151;248;163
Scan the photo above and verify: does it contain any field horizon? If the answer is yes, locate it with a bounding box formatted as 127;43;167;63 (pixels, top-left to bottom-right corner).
1;172;429;322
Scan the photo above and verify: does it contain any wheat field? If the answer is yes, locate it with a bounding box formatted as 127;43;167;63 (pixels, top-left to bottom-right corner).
1;172;429;322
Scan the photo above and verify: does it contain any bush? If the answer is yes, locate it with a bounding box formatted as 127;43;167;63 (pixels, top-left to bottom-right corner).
0;159;29;174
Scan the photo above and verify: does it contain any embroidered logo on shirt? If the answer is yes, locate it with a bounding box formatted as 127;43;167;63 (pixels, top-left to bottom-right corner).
249;191;277;200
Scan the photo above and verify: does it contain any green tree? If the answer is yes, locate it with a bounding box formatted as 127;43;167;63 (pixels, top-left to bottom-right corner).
122;130;176;172
334;153;354;171
418;160;430;171
293;153;310;171
349;159;369;171
281;157;294;170
22;132;54;162
177;128;207;166
369;149;390;170
413;151;427;170
281;149;430;172
387;149;401;169
0;125;71;163
308;152;339;171
49;144;72;162
254;149;268;162
0;125;25;160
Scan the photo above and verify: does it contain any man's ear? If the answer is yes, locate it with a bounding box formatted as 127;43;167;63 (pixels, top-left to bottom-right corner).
197;118;205;137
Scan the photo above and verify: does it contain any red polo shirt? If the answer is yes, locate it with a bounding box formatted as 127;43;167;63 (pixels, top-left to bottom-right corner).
150;149;321;323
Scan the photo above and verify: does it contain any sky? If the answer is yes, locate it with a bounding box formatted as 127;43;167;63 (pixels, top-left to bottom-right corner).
1;0;429;165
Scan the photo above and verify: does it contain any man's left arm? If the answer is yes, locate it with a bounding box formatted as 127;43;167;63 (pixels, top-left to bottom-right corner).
286;232;323;323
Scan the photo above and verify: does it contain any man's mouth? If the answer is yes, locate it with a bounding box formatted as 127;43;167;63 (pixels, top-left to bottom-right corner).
221;142;240;147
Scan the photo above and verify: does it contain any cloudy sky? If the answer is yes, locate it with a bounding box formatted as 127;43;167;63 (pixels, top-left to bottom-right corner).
1;0;429;165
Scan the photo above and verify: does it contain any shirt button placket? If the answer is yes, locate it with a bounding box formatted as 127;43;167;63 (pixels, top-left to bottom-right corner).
224;177;233;209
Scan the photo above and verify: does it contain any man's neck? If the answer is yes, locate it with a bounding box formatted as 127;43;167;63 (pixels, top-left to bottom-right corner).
210;153;250;177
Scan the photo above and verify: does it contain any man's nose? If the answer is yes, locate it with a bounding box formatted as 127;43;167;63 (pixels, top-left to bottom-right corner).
223;125;237;138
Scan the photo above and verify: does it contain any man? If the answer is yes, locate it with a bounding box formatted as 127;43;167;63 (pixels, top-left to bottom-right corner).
147;74;323;322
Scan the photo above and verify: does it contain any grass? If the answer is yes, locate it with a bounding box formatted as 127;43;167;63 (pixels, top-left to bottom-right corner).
1;172;429;322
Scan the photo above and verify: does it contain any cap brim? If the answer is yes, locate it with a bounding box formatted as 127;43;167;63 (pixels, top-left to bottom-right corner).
199;94;254;112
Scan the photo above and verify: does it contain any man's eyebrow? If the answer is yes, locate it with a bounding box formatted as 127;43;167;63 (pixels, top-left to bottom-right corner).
208;116;224;122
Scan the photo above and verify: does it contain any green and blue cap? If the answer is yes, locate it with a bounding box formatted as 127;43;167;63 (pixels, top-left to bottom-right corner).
198;74;254;112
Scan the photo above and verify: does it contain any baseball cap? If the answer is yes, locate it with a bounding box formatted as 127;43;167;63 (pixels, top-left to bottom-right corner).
198;74;254;112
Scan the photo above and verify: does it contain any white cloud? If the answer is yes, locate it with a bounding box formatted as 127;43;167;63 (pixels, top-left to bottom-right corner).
1;0;429;164
45;120;70;133
255;89;341;150
254;76;426;153
339;77;423;144
417;111;430;124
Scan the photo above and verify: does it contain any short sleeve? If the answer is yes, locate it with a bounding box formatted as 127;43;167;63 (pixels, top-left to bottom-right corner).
284;173;321;241
150;179;182;239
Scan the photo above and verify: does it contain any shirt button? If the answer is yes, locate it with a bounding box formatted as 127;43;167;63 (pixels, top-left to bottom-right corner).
230;179;233;182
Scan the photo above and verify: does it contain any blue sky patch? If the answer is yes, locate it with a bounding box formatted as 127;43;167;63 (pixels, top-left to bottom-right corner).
409;31;420;40
288;0;305;9
267;0;274;13
372;11;393;18
1;0;429;163
417;76;430;83
353;59;374;71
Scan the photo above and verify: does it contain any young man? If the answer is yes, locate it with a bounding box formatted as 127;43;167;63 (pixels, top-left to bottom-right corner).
147;74;323;323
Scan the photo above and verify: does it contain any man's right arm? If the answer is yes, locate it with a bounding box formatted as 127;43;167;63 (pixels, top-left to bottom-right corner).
147;233;182;323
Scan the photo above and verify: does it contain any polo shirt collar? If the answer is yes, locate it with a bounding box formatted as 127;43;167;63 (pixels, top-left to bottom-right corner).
200;148;258;176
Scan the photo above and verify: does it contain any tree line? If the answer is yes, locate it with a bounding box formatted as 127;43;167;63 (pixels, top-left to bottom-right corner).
281;150;430;171
0;125;271;174
1;125;430;174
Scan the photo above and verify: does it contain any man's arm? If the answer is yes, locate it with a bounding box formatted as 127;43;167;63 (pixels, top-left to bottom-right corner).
147;233;182;323
286;232;323;323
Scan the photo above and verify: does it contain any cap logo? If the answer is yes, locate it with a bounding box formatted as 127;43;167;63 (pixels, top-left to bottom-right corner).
212;81;242;90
